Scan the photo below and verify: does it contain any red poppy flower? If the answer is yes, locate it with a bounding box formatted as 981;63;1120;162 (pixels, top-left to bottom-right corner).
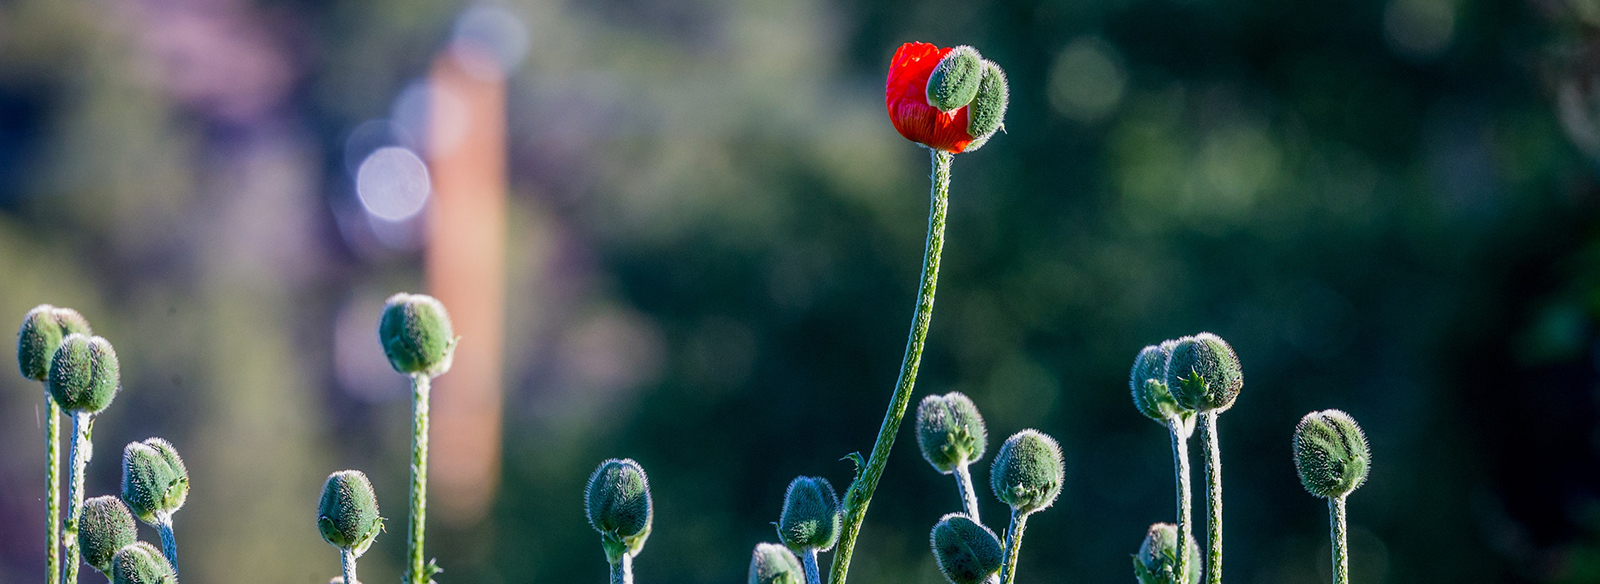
886;42;975;153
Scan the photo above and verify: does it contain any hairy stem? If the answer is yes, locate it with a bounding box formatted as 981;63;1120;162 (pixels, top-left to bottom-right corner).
1330;496;1348;584
998;509;1029;584
45;391;61;584
407;374;431;584
609;553;633;584
62;412;92;584
827;148;953;584
955;462;981;523
1171;423;1193;584
802;549;821;584
155;513;178;578
1201;411;1222;584
341;549;358;584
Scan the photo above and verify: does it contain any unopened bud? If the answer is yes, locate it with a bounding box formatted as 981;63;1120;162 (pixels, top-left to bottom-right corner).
964;61;1009;150
916;392;988;474
1164;333;1243;413
926;46;982;112
1293;409;1370;499
111;542;175;584
778;476;840;552
929;513;1003;584
122;438;188;525
1131;341;1190;423
990;430;1064;515
317;470;382;556
48;334;119;414
17;304;91;381
748;543;804;584
586;458;653;562
1132;523;1200;584
79;496;137;575
378;293;457;377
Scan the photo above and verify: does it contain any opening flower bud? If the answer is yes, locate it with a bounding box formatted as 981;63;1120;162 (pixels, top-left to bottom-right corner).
586;458;653;561
48;333;120;414
964;61;1009;150
929;513;1003;584
378;293;457;377
748;542;805;584
1293;409;1371;499
926;46;983;112
916;392;988;474
17;304;92;381
122;439;188;525
317;470;383;556
1132;522;1201;584
990;429;1065;515
111;541;175;584
1130;341;1190;424
80;496;138;575
777;476;841;552
1164;333;1243;413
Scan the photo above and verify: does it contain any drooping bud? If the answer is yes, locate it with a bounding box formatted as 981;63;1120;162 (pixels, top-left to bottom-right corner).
1164;333;1243;413
317;470;383;556
1293;409;1371;499
748;542;805;584
916;392;988;474
378;293;457;377
926;46;982;112
110;542;175;584
79;496;137;575
929;513;1003;584
585;458;653;561
17;304;92;381
122;438;189;525
1131;523;1201;584
48;334;120;414
1130;340;1190;423
777;476;841;552
964;61;1009;150
990;430;1065;515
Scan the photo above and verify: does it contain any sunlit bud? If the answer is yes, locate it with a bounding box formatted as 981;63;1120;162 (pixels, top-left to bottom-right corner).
586;458;653;561
1132;523;1201;584
48;334;119;414
79;496;137;575
778;476;841;552
378;293;457;377
917;392;988;474
111;542;175;584
318;470;382;556
926;46;982;112
929;513;1003;584
122;438;188;525
1164;333;1243;413
17;305;91;381
748;542;804;584
990;430;1065;514
1293;409;1371;499
964;61;1009;150
1130;341;1190;423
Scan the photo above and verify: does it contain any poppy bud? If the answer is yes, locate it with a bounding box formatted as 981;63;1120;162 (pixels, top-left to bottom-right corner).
586;458;653;561
916;392;988;474
929;513;1003;584
17;304;91;382
1132;523;1201;584
964;61;1009;150
378;293;457;377
777;476;841;552
1164;333;1243;413
990;430;1065;515
80;496;137;575
748;543;804;584
111;542;175;584
1130;341;1189;423
926;46;982;112
1293;410;1371;499
317;470;383;556
122;438;189;525
48;334;120;414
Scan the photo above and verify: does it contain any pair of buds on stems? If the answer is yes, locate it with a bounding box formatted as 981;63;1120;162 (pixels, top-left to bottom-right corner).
18;305;190;584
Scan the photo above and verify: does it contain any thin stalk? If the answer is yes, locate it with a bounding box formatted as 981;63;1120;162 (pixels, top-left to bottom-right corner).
801;549;821;584
1329;496;1348;584
154;513;178;578
997;509;1029;584
609;553;633;584
61;412;93;584
45;391;61;584
1170;423;1193;584
954;462;981;523
407;374;431;584
340;549;358;584
827;148;953;584
1201;411;1222;584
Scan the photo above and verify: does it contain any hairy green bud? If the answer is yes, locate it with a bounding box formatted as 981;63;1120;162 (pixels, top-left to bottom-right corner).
964;60;1009;151
17;304;91;381
378;293;457;377
990;430;1065;514
1164;333;1243;413
317;470;382;556
926;46;982;112
778;476;840;552
1293;409;1371;499
586;458;653;561
1132;523;1201;584
1131;340;1191;423
79;496;137;575
122;438;189;525
916;392;988;474
48;334;120;414
748;542;804;584
929;513;1003;584
111;542;175;584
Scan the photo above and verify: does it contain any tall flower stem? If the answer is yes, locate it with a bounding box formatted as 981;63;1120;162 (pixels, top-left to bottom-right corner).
801;549;821;584
1201;411;1222;584
609;554;632;584
154;513;178;578
954;463;981;523
61;412;92;584
1329;496;1348;584
828;148;953;584
341;549;358;584
1171;424;1194;584
407;373;431;584
44;392;61;584
997;509;1029;584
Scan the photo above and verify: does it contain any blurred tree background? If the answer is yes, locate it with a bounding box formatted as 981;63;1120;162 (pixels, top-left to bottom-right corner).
2;0;1600;582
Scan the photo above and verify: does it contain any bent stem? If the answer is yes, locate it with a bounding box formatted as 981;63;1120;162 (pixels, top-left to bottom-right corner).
801;549;822;584
407;373;431;584
341;549;358;584
1329;496;1348;584
44;391;62;584
609;553;633;584
827;148;953;584
954;462;981;523
1170;422;1194;584
1201;411;1222;584
998;509;1029;584
61;412;93;584
154;512;178;578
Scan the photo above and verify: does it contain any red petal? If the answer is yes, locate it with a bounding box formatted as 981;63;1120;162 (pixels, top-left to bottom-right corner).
885;42;974;153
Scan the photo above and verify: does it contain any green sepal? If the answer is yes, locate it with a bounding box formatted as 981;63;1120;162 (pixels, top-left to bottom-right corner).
17;304;91;381
1132;522;1201;584
989;429;1064;515
317;470;383;556
748;542;804;584
1293;409;1371;499
586;458;654;558
963;60;1009;152
122;438;189;525
926;46;982;112
929;513;1003;584
916;392;988;474
48;333;120;414
378;293;458;377
777;476;841;552
1164;333;1243;413
111;541;176;584
79;496;137;575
